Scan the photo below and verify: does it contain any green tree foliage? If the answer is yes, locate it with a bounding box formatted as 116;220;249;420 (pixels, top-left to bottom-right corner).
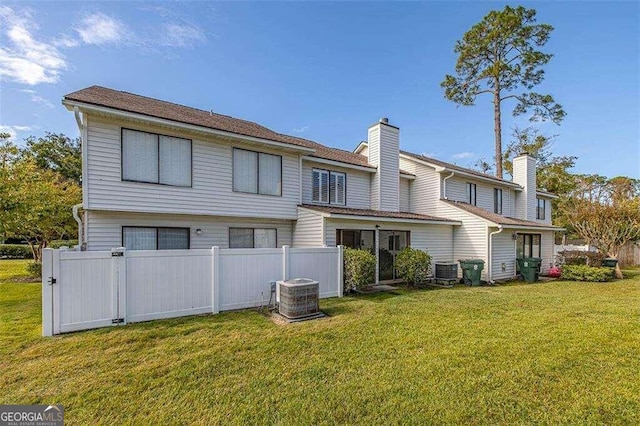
441;5;565;179
560;176;640;278
21;132;82;185
0;134;81;262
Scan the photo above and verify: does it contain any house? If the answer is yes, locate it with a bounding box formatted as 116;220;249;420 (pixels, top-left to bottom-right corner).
62;86;561;283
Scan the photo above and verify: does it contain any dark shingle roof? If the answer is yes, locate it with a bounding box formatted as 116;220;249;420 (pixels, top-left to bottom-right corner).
441;199;563;229
299;204;458;223
64;86;374;168
400;150;521;187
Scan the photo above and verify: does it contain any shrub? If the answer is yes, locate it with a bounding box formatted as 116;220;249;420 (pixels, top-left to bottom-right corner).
49;240;79;249
0;244;33;259
395;247;432;285
26;261;42;277
559;250;606;267
561;264;612;282
343;248;376;292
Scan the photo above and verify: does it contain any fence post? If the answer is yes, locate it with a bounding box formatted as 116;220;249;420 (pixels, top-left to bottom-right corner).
212;246;220;314
337;245;344;298
42;248;54;336
111;247;127;324
282;245;290;281
51;248;61;335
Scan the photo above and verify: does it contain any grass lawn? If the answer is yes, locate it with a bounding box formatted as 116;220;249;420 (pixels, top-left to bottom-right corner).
1;259;639;424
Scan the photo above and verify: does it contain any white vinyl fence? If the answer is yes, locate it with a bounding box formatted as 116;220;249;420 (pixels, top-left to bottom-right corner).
42;246;343;336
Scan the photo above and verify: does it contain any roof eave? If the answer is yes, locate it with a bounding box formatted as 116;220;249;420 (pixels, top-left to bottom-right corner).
301;155;375;172
63;99;317;154
298;206;461;225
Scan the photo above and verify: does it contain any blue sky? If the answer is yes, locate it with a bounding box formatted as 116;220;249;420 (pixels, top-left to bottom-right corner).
1;1;638;178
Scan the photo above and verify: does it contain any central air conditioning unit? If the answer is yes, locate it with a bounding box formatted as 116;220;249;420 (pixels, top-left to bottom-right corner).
435;262;458;280
277;278;320;320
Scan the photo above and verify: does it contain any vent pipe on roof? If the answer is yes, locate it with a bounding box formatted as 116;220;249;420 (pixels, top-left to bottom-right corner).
379;117;389;124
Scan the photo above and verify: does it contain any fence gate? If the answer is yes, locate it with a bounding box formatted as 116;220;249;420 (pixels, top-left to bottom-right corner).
42;248;125;335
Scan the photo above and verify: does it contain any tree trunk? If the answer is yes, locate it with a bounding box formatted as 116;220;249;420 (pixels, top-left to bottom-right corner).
493;83;503;179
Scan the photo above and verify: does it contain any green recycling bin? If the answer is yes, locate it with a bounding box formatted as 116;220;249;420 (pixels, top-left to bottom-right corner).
602;258;618;268
517;257;542;283
458;259;485;286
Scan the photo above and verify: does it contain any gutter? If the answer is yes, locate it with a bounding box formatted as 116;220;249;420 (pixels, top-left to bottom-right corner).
72;203;83;249
63;100;317;155
487;226;504;283
442;171;455;199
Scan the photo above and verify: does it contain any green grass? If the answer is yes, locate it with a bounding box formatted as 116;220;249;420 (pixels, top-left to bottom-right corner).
1;259;639;424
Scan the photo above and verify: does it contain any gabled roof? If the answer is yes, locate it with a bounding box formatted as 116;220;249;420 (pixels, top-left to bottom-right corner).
299;204;460;225
441;199;563;230
400;150;520;187
63;86;373;168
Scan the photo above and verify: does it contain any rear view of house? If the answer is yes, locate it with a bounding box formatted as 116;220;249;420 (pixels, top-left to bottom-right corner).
63;86;561;283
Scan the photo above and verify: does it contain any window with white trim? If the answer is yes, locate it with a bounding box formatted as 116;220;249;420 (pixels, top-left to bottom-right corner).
122;129;191;186
312;169;346;205
466;182;477;205
232;148;282;196
229;228;277;248
123;227;190;250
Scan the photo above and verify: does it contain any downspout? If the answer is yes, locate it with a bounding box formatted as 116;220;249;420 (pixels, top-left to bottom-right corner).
72;204;83;249
488;226;504;284
443;171;455;199
73;106;85;250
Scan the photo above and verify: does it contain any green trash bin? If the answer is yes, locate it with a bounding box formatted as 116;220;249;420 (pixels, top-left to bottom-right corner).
458;259;485;286
517;257;542;283
602;258;618;268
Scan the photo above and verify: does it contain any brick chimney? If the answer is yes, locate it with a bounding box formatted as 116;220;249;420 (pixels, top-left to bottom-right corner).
513;153;537;220
368;118;399;212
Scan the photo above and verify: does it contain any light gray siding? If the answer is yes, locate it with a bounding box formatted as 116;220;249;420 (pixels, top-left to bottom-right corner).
445;176;515;217
85;210;293;251
435;202;489;279
301;160;371;209
400;178;410;212
491;229;516;280
292;208;324;247
398;156;440;216
368;123;400;211
85;115;300;219
368;126;380;210
513;155;537;220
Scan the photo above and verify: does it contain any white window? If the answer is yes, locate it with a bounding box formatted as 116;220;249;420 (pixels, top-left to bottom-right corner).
229;228;277;248
466;182;477;205
313;169;345;205
233;148;282;196
123;227;190;250
122;129;191;186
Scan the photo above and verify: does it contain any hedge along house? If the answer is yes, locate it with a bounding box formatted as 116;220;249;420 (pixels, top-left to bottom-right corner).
63;86;561;284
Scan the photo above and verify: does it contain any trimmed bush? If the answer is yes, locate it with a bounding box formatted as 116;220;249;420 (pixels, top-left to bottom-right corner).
0;244;33;259
26;261;42;277
561;264;612;282
343;248;376;292
50;240;79;249
395;247;432;285
559;250;606;267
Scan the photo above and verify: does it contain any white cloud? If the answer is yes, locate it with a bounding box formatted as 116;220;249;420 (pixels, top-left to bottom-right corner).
0;124;33;140
20;89;54;108
160;23;206;48
292;126;310;134
75;12;126;45
0;6;67;85
452;151;475;160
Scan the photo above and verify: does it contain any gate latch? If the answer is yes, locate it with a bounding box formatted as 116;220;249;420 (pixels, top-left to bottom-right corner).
111;251;124;257
47;277;56;286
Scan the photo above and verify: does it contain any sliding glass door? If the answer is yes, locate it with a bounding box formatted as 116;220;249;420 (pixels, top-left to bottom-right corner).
379;230;410;281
